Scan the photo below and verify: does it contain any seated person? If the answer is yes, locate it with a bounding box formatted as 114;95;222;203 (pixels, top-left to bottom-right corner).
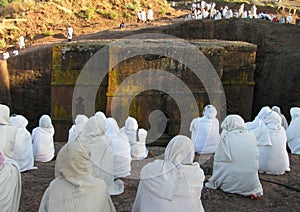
286;107;300;154
0;151;21;212
68;114;89;143
132;135;205;212
259;111;290;175
32;115;55;162
121;117;148;160
206;115;263;199
10;115;37;172
38;140;116;212
105;117;131;178
190;104;220;154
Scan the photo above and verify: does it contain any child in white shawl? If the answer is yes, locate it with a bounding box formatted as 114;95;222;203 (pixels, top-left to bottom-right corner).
132;135;205;212
259;111;290;175
32;115;55;162
10;115;37;172
78;115;124;195
38;141;116;212
0;104;17;159
121;117;148;160
105;117;131;178
190;104;220;154
68;114;88;143
205;115;263;198
0;151;22;212
286;107;300;154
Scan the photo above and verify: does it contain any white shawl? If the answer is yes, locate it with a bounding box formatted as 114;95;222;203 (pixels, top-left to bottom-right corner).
105;117;131;178
78;115;124;195
121;117;148;160
10;115;37;172
246;106;272;146
0;104;17;159
190;105;220;154
39;141;116;212
0;152;22;212
206;115;263;196
286;107;300;154
132;135;205;212
32;115;55;162
258;111;290;175
68;114;89;143
272;106;288;129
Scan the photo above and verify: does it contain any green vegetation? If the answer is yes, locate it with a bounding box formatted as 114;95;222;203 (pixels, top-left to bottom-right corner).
0;38;6;49
42;30;54;36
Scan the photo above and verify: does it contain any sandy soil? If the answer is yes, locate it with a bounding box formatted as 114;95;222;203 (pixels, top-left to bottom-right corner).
19;142;300;212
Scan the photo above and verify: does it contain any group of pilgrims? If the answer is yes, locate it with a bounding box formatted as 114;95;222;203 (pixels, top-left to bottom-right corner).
1;102;300;211
184;1;294;24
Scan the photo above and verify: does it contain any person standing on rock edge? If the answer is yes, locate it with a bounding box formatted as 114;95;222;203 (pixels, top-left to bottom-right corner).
66;26;73;42
19;36;25;49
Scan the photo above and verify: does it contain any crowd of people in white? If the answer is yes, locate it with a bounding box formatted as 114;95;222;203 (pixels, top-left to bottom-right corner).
0;102;299;211
184;1;294;24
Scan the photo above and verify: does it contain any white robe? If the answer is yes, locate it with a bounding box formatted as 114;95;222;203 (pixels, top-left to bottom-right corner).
0;104;17;159
190;105;220;154
78;115;124;195
258;111;290;175
121;117;148;160
105;118;131;178
32;115;55;162
68;114;88;143
286;108;300;154
10;115;36;172
206;115;263;196
132;135;205;212
39;141;116;212
0;153;22;212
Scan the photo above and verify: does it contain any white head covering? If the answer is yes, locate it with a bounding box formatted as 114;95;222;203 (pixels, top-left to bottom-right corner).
9;115;36;172
68;114;89;142
203;104;217;119
105;118;120;137
272;106;288;129
290;107;300;120
286;107;300;154
0;104;10;125
215;115;245;162
40;141;116;212
125;116;138;130
78;115;124;195
95;111;107;120
263;111;282;131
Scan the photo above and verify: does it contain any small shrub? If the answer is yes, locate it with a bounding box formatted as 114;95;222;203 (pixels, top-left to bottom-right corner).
123;12;131;19
107;11;118;19
161;7;166;16
42;30;54;36
125;3;134;10
86;8;95;20
0;38;6;49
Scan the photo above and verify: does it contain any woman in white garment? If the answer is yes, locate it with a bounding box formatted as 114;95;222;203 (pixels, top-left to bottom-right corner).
68;114;89;143
0;151;22;212
105;117;131;178
0;104;17;159
121;117;148;160
10;115;36;172
286;107;300;154
272;106;288;129
32;115;55;162
190;104;220;154
246;106;272;147
132;135;205;212
78;115;124;195
38;140;116;212
259;111;290;175
205;115;263;198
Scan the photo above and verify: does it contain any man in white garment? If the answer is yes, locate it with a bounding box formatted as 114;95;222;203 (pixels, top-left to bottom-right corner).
68;114;89;143
32;115;55;162
147;8;154;21
38;140;116;212
190;104;220;154
141;9;147;23
286;107;300;154
78;114;124;195
19;36;25;49
105;117;131;178
0;151;22;212
205;115;263;199
10;115;37;172
121;116;148;160
132;135;205;212
0;104;17;159
259;111;290;175
286;13;293;24
66;26;73;41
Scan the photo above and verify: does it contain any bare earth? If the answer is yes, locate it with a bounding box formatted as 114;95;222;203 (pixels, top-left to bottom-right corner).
20;142;300;212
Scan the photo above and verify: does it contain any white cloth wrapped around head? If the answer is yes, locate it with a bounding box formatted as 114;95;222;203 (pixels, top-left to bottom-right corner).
95;111;107;120
9;115;28;128
262;111;281;131
68;114;89;142
0;104;10;125
203;104;217;119
125;117;138;130
39;115;53;129
290;107;300;120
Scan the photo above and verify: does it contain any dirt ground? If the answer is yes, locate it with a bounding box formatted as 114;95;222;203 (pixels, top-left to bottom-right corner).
19;142;300;212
